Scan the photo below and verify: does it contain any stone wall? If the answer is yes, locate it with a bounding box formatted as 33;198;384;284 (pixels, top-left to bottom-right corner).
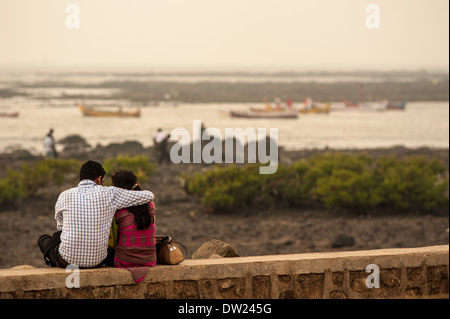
0;245;448;299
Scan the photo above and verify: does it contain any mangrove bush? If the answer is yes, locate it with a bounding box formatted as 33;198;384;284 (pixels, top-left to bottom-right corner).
183;154;449;214
0;155;157;206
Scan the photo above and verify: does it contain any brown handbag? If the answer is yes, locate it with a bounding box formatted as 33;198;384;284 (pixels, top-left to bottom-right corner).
155;235;186;265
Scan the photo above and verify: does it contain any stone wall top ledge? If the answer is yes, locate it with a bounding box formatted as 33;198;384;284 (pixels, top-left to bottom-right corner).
0;245;448;294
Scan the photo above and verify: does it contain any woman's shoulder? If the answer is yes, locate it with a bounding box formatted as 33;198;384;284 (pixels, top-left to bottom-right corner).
115;208;131;218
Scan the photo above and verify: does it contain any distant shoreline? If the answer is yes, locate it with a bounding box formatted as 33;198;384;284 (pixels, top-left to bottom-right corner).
1;70;448;103
1;81;448;103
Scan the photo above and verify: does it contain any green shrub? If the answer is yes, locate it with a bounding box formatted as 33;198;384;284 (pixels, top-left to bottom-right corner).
103;154;157;185
305;153;373;186
314;169;382;211
0;159;81;204
186;164;270;212
376;156;449;212
0;156;158;206
183;153;449;214
307;154;380;211
21;158;81;197
268;161;311;206
0;168;25;205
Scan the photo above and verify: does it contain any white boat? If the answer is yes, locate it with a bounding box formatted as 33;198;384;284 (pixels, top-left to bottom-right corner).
229;110;298;119
331;100;388;112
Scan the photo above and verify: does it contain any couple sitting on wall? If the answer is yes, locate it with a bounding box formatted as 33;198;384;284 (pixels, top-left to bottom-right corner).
38;160;157;270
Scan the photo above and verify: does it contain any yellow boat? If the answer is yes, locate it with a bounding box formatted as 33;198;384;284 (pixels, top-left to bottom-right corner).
79;104;140;117
299;103;330;114
249;102;295;113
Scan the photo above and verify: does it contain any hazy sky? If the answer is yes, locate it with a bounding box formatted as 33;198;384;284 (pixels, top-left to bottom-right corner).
0;0;448;71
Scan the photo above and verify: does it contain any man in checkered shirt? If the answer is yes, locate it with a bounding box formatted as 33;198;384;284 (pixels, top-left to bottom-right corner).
38;160;154;268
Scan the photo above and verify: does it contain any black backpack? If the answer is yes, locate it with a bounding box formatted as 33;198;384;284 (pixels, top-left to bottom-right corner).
38;230;62;267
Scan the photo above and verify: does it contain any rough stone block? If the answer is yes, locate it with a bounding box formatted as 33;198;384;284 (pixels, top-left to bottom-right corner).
380;268;401;288
22;289;54;299
65;286;115;299
115;284;146;298
173;280;200;299
404;287;423;298
296;273;324;299
145;282;169;299
200;280;215;298
277;275;298;299
350;271;370;293
218;278;246;299
351;269;402;298
406;267;424;284
252;275;271;299
332;272;345;288
329;290;347;299
427;266;449;296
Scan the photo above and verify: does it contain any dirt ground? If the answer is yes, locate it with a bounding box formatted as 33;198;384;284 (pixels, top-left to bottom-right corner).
0;144;448;269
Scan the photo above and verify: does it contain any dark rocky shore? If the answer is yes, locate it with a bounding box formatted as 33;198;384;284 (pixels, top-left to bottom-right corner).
0;140;448;269
5;70;449;103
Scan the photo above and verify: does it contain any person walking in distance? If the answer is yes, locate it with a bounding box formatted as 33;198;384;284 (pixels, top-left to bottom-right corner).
153;128;170;165
44;128;57;158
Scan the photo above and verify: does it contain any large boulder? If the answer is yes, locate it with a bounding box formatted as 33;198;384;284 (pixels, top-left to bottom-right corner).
192;239;239;259
58;134;91;155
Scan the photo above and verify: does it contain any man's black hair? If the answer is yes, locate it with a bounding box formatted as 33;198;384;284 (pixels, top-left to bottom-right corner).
79;160;106;181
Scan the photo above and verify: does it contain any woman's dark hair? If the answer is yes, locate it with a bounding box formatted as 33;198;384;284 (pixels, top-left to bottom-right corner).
80;160;106;181
111;169;154;230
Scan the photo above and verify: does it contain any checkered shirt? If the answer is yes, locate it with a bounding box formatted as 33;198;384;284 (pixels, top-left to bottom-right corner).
55;180;154;267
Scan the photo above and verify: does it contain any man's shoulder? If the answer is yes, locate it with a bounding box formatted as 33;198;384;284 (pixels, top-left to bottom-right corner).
59;186;77;195
56;186;77;200
58;180;94;196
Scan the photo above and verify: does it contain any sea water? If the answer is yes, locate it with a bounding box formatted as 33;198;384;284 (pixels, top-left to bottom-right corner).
0;98;448;156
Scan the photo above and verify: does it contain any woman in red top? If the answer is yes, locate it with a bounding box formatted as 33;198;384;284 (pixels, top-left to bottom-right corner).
111;169;156;268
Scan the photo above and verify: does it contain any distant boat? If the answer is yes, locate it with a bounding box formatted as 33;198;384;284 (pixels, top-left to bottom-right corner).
299;105;330;114
343;100;360;107
360;100;388;110
249;106;297;113
343;99;393;108
249;106;282;113
249;101;295;113
79;104;140;117
338;99;388;112
387;101;407;110
297;98;330;114
0;111;19;118
229;110;298;119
